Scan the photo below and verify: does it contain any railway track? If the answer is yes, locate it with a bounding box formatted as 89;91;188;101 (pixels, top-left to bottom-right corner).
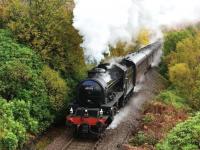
60;131;107;150
44;125;105;150
61;137;96;150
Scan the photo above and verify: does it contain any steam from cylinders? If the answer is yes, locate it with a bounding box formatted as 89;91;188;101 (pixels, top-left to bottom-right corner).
108;88;145;129
108;105;130;129
73;0;200;63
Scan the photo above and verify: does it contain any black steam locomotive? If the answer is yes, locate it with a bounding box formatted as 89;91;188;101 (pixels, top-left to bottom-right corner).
66;40;162;136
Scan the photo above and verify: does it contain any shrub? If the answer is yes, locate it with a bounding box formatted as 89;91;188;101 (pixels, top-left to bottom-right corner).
0;99;26;149
2;131;18;150
156;112;200;150
0;30;54;131
142;114;154;124
0;1;8;28
157;90;187;109
0;61;35;100
10;100;39;133
130;131;158;146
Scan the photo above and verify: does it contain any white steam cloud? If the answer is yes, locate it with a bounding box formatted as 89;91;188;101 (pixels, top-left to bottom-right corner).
73;0;200;62
108;105;130;129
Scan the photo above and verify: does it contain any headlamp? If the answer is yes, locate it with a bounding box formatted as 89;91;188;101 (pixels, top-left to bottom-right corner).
100;109;103;116
70;107;73;114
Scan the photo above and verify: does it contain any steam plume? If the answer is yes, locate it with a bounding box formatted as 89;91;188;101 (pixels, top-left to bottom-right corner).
151;49;163;67
73;0;200;62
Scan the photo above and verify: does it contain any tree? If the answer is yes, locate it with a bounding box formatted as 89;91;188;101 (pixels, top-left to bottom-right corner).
0;29;69;149
169;63;193;98
163;28;194;56
136;28;150;46
41;65;68;112
4;0;86;81
163;28;200;110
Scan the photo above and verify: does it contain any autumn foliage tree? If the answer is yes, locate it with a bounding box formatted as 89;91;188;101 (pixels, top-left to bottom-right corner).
162;28;200;110
2;0;86;81
169;63;193;98
106;28;150;60
136;28;150;46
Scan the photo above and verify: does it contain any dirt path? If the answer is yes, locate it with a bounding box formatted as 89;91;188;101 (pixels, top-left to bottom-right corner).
39;68;166;150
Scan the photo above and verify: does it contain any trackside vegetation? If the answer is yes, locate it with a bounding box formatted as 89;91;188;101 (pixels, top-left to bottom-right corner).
156;113;200;150
0;29;68;149
0;0;87;149
129;26;200;149
156;27;200;149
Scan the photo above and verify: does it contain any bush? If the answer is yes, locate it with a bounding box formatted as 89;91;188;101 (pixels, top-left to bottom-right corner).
142;114;154;124
10;100;39;133
157;90;187;109
0;61;36;100
0;99;26;150
2;131;18;150
156;112;200;150
0;1;8;28
129;131;158;146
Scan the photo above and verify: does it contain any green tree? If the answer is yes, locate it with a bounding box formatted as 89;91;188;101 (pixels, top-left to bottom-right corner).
159;28;196;78
163;28;194;56
41;65;68;112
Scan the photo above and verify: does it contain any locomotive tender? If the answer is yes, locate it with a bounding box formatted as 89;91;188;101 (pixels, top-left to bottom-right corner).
66;40;162;136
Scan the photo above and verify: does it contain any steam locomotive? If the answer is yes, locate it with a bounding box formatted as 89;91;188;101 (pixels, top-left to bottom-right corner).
66;40;162;137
